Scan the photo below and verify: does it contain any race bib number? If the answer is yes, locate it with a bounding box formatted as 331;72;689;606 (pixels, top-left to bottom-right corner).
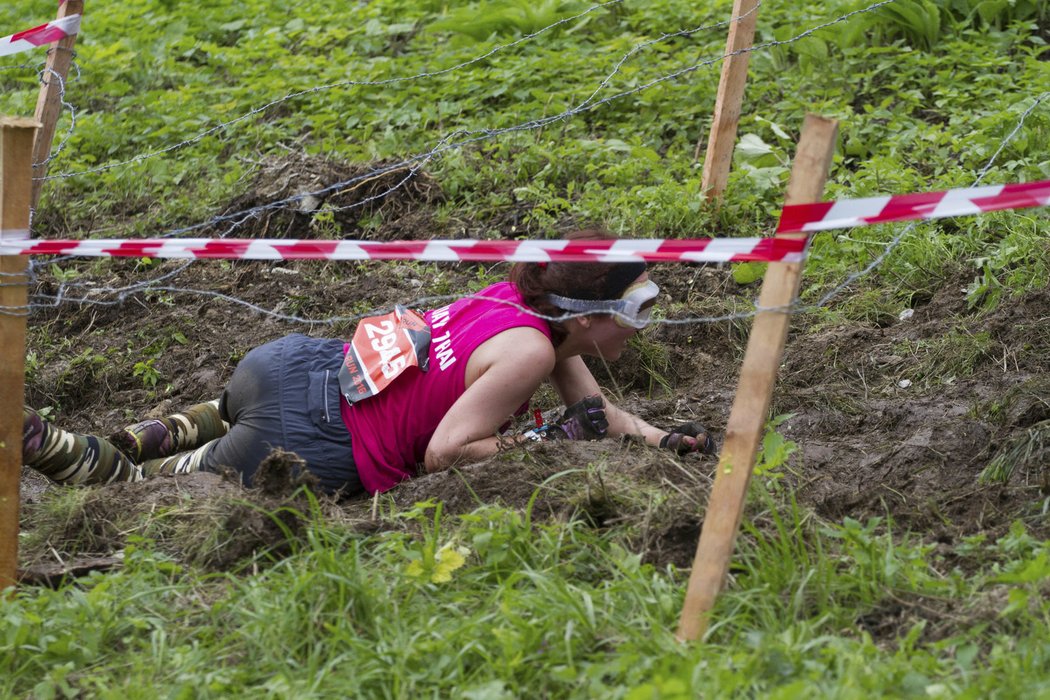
339;305;431;404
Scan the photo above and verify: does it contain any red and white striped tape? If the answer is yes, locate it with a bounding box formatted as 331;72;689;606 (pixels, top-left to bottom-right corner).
0;14;80;58
5;179;1045;262
778;179;1050;233
0;236;808;263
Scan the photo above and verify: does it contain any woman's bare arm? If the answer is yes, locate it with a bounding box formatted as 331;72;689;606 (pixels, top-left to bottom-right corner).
423;327;556;472
549;355;667;446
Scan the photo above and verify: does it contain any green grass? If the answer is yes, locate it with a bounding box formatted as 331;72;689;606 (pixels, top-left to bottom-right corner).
4;497;1050;698
4;0;1050;695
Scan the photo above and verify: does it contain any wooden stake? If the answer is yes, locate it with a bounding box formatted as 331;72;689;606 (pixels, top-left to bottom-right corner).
677;114;838;641
31;0;84;209
696;0;760;201
0;117;39;592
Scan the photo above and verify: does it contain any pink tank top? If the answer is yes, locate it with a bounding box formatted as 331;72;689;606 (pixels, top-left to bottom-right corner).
340;281;551;494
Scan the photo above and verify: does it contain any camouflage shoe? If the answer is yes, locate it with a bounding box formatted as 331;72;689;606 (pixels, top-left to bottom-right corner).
108;419;174;464
109;400;227;464
22;406;47;460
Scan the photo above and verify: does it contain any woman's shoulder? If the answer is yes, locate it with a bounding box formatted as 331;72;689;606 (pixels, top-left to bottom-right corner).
472;325;555;368
459;281;549;331
478;325;558;358
474;280;518;300
443;281;517;317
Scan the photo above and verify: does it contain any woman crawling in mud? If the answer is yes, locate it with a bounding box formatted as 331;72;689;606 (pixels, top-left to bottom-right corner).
22;230;716;497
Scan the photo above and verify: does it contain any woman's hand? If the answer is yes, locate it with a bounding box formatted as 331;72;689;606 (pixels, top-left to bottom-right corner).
546;395;608;440
549;356;668;447
659;422;717;455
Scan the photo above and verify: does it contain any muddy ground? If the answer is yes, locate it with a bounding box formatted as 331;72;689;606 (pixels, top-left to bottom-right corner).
18;156;1050;592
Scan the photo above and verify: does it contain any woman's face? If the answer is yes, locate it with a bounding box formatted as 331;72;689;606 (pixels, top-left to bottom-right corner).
583;272;652;361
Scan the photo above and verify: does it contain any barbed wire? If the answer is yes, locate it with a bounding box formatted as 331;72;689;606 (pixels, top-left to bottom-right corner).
307;1;760;220
28;0;819;270
0;268;33;318
23;283;761;329
29;0;775;250
25;0;749;264
105;0;898;243
802;90;1050;312
30;0;759;185
0;57;42;73
9;88;1044;327
38;0;627;181
32;64;78;169
5;1;1046;331
0;46;82;178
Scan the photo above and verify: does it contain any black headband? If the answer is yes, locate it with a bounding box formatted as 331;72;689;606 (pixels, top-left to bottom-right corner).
600;262;647;300
540;260;647;301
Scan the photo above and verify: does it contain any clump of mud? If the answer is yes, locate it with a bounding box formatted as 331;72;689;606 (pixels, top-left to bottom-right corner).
249;447;320;498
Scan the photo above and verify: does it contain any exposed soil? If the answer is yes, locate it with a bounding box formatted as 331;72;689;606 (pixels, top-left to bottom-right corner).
214;153;443;242
18;154;1050;620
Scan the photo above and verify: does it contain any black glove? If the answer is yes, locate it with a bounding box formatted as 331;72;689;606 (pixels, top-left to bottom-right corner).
659;421;717;455
546;395;609;441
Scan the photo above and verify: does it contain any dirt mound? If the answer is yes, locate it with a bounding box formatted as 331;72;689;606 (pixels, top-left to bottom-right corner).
774;277;1050;541
20;246;1050;580
215;153;443;240
20;438;718;576
18;448;347;584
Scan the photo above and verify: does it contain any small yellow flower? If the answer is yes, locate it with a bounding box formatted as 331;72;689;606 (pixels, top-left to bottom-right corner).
431;544;468;583
405;543;470;583
405;559;424;579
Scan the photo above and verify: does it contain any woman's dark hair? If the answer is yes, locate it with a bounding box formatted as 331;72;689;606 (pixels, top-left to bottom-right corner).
509;229;646;346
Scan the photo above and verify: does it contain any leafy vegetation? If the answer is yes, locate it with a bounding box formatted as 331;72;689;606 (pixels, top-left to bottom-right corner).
3;483;1050;697
2;0;1050;695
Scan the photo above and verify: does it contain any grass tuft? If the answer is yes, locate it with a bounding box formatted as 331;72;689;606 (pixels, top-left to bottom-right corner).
980;419;1050;484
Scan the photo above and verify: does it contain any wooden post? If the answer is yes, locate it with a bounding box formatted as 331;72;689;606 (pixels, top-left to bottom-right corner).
31;0;84;209
677;114;838;641
0;118;39;591
696;0;760;201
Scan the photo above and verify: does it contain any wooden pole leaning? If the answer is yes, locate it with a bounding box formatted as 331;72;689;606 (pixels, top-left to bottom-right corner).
31;0;84;209
0;118;40;591
677;114;838;641
696;0;760;201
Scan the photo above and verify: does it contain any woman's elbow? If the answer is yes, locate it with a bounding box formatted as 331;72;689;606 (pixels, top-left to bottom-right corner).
424;432;488;473
423;443;458;473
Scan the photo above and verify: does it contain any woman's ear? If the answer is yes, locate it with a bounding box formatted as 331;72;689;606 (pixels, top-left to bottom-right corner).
561;316;591;340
